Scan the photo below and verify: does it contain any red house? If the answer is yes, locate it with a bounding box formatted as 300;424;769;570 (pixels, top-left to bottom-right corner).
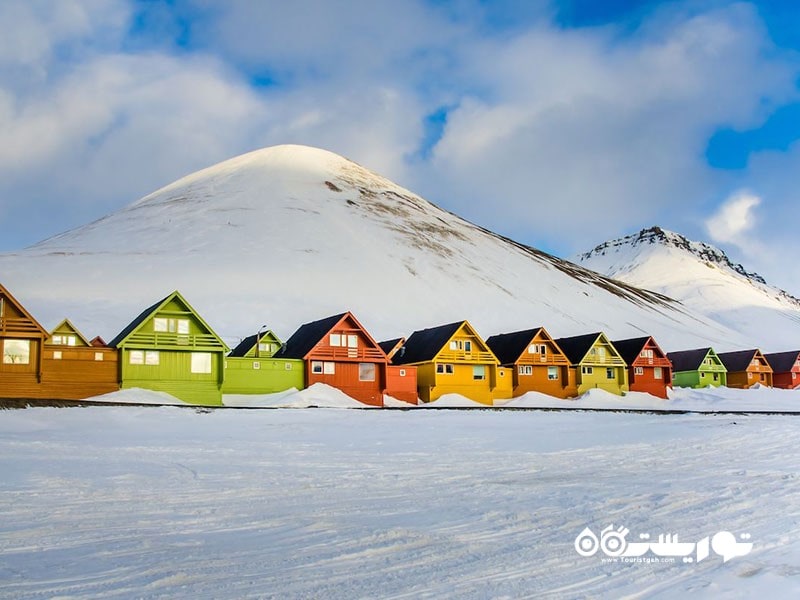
612;336;672;399
278;312;409;406
764;351;800;389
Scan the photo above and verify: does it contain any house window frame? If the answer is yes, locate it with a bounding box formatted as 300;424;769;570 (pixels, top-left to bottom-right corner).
519;365;533;376
473;365;486;381
359;362;376;382
547;366;558;380
191;352;212;374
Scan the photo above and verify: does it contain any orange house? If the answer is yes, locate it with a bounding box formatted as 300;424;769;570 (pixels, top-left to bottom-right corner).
485;327;577;398
718;349;773;389
278;312;416;406
612;336;672;399
379;337;418;404
764;351;800;389
41;319;119;399
0;283;48;399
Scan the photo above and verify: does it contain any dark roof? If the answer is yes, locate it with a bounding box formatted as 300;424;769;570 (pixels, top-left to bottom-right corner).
717;349;759;372
611;337;652;365
554;332;602;365
764;351;800;372
667;348;711;372
229;333;259;357
379;338;402;356
109;295;166;348
277;313;348;359
393;322;463;365
485;328;543;365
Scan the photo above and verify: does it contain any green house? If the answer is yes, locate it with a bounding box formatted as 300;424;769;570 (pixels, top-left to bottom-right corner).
109;291;228;405
667;347;728;388
223;330;304;395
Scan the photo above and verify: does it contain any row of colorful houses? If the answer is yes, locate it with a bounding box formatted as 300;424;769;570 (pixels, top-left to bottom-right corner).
2;283;799;407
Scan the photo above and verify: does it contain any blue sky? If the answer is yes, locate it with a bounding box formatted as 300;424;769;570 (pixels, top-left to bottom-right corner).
1;0;800;291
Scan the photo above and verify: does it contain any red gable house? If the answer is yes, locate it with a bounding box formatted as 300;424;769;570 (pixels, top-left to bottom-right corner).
612;336;673;399
278;312;415;406
0;283;48;399
764;351;800;389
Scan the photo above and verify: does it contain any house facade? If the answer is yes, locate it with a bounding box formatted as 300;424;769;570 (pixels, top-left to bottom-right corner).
486;327;577;398
555;332;629;396
718;349;773;389
667;348;728;388
612;336;672;399
109;291;228;406
41;318;119;399
277;312;400;406
0;284;48;399
393;320;512;404
222;330;304;395
379;338;419;404
764;351;800;389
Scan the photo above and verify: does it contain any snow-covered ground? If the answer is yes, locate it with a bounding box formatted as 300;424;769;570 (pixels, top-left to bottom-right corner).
1;405;799;598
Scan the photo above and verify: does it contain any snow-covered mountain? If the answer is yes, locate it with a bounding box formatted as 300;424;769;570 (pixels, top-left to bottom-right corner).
577;226;800;350
0;146;779;350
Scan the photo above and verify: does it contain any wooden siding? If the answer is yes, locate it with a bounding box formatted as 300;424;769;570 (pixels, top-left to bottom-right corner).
306;360;385;406
627;339;672;399
514;364;578;398
222;357;304;395
41;346;119;399
385;365;418;404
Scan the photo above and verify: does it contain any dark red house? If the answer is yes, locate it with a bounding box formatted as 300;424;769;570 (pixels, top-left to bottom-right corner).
612;336;672;399
764;351;800;389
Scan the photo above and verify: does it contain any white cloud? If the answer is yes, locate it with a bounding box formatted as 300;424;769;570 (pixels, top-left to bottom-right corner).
705;190;761;244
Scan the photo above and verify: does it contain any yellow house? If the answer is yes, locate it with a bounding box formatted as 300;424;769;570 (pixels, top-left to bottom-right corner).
392;320;512;405
554;332;629;396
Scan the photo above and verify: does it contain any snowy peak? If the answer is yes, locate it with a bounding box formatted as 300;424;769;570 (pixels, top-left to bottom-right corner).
579;226;766;284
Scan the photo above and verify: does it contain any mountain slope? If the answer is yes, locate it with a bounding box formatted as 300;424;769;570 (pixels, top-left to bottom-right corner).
0;146;767;349
577;226;800;350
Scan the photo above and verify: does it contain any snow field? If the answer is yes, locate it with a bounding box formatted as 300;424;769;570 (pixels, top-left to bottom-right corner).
1;407;799;598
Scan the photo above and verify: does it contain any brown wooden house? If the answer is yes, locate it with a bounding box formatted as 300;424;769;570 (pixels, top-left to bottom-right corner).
485;327;577;398
718;349;774;389
764;351;800;389
41;318;119;399
278;312;399;406
0;283;48;399
612;336;672;399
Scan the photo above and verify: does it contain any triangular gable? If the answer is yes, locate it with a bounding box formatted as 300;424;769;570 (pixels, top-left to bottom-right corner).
764;350;800;373
393;322;462;365
612;336;668;365
279;312;386;361
432;321;499;365
109;290;228;351
229;330;282;358
555;332;602;365
90;336;108;347
47;318;91;347
667;348;714;372
718;349;770;372
0;283;47;337
486;327;567;365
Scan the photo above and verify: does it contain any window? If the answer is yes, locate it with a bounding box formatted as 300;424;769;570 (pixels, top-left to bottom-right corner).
449;340;458;350
528;344;537;354
0;339;29;364
312;361;323;374
640;349;654;359
747;372;753;379
129;350;144;365
359;363;376;381
145;351;159;366
794;373;797;380
540;345;547;355
348;335;358;348
259;342;276;354
654;367;662;380
191;353;212;374
582;366;593;375
606;368;614;379
285;362;293;371
713;373;719;382
154;318;189;334
323;362;335;375
154;318;168;332
598;348;606;359
547;366;558;380
253;361;261;370
330;334;357;348
499;370;505;377
52;334;76;346
634;366;644;375
464;341;472;352
519;365;533;376
436;363;454;375
53;350;62;360
399;369;406;377
473;365;486;380
94;352;103;361
330;334;341;346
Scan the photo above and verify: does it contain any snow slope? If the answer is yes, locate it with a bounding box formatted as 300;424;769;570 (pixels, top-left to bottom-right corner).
577;227;800;352
1;406;798;598
0;145;745;350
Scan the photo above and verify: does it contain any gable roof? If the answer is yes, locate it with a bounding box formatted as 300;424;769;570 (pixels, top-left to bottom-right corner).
718;349;763;372
109;290;227;350
229;330;281;358
48;318;91;347
554;332;603;365
379;338;404;360
764;350;800;372
392;321;463;365
0;283;48;336
278;312;385;361
485;328;544;365
667;348;713;372
611;336;663;365
90;336;108;347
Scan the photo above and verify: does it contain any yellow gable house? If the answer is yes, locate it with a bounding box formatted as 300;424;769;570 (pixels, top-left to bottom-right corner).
392;320;512;404
554;332;630;396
